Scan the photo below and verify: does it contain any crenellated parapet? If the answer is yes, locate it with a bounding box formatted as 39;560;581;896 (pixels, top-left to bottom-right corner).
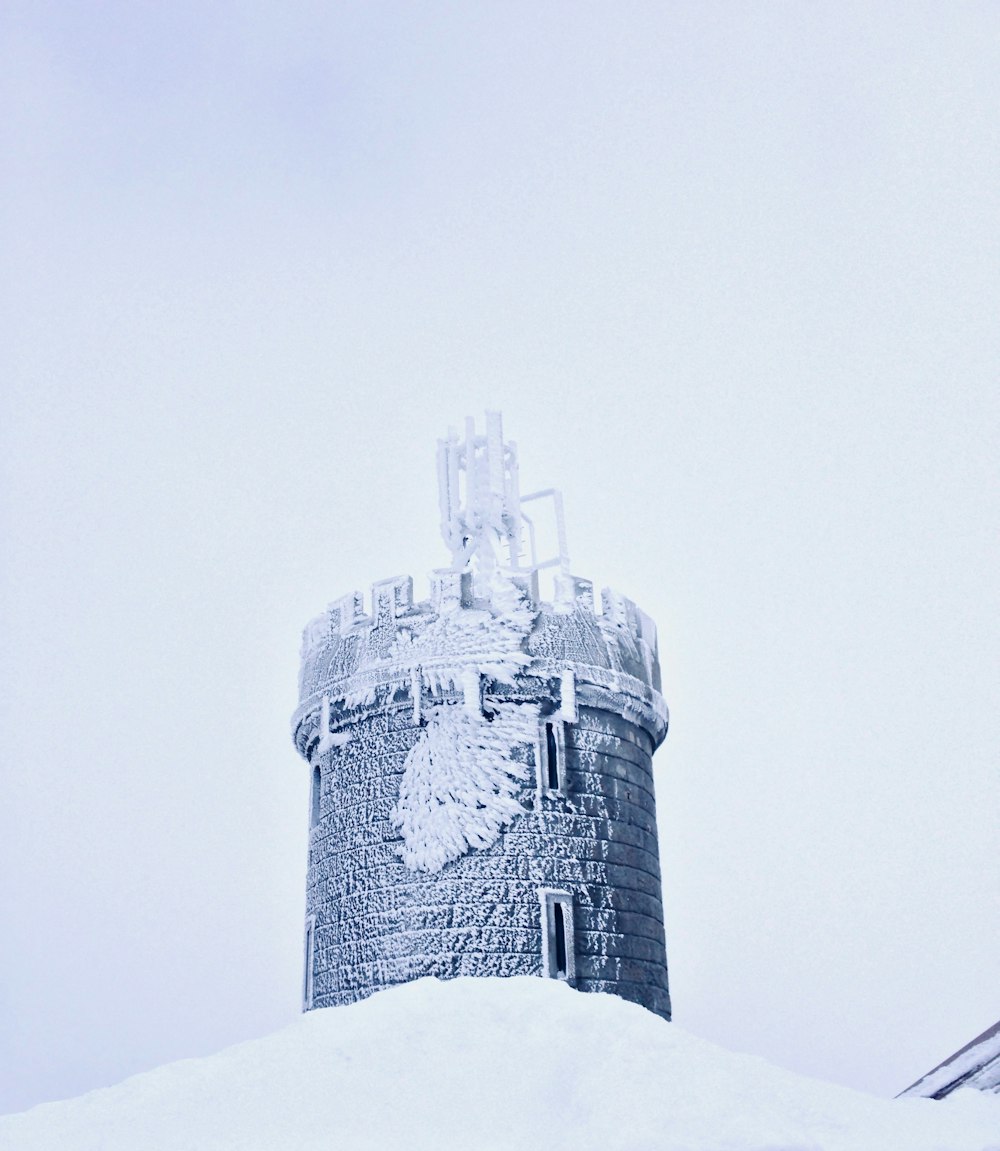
292;570;668;764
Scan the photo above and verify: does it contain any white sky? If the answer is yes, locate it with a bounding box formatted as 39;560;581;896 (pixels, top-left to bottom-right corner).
1;0;997;1113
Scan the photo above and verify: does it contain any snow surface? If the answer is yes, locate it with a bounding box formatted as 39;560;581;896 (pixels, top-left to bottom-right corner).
3;977;998;1151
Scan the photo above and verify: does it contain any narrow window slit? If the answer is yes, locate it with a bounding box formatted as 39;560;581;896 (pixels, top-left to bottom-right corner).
310;765;321;828
303;915;316;1010
553;901;567;976
538;888;575;982
545;722;559;790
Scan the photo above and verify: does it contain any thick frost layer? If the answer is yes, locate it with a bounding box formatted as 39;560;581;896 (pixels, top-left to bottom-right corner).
391;702;538;872
4;977;998;1151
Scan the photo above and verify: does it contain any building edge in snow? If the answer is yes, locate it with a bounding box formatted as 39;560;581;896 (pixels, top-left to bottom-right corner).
291;413;672;1019
898;1020;1000;1099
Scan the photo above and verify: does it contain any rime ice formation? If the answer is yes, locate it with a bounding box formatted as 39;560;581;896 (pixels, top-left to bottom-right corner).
387;570;537;694
391;701;539;873
292;412;672;1018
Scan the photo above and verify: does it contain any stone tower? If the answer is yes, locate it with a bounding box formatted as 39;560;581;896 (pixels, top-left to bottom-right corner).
291;413;671;1018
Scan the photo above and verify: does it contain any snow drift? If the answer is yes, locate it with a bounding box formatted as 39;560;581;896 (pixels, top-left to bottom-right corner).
2;977;997;1151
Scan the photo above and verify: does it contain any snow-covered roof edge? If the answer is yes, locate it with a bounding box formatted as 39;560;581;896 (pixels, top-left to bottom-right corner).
897;1018;1000;1099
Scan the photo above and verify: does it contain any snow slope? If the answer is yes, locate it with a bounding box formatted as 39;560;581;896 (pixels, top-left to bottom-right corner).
2;977;997;1151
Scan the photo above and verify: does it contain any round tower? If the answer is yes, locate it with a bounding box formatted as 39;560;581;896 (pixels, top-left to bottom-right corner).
291;413;671;1018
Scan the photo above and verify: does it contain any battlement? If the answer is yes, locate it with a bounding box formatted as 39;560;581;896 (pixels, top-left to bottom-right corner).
294;567;667;764
305;570;655;651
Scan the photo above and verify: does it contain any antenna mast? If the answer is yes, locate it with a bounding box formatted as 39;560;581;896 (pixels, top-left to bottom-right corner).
437;411;569;593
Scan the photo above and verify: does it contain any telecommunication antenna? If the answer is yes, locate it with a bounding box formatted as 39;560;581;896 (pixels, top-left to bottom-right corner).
436;412;569;590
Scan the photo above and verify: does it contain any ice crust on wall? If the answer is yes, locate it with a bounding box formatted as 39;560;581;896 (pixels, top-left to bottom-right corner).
390;701;539;872
389;573;537;691
387;578;541;871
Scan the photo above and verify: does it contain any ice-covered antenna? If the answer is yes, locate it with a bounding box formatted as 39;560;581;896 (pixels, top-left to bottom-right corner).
437;412;570;588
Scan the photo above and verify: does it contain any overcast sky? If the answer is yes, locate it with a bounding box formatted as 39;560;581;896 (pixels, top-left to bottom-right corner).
2;0;998;1114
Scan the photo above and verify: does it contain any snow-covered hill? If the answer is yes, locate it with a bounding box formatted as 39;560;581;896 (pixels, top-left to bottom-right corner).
2;977;997;1151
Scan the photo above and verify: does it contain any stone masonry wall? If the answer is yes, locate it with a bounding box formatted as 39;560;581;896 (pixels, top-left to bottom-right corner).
294;572;672;1020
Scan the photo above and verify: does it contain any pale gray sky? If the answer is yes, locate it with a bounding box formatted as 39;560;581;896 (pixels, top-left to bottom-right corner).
2;0;998;1113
